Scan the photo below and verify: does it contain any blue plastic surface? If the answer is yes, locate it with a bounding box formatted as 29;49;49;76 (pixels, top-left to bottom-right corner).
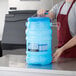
26;17;52;65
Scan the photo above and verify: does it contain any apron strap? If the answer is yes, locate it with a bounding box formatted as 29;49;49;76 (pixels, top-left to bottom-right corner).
59;0;76;15
58;2;65;14
67;0;76;15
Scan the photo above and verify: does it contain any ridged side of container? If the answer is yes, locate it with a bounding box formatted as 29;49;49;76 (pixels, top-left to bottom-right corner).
26;17;52;65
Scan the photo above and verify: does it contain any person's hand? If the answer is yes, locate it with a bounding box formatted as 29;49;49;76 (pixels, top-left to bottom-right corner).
37;9;46;16
52;48;64;62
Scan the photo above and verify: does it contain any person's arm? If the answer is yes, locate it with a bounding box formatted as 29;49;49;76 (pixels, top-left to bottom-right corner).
37;2;59;19
53;36;76;62
37;9;55;20
45;11;56;20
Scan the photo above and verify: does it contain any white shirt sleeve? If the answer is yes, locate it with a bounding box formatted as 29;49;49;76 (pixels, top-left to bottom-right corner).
49;1;64;18
74;4;76;35
49;4;58;18
75;3;76;17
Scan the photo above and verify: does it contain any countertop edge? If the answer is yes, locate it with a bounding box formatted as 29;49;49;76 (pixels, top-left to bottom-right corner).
0;67;76;75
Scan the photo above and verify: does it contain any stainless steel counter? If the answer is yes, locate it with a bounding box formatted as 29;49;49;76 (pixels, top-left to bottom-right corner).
0;50;76;76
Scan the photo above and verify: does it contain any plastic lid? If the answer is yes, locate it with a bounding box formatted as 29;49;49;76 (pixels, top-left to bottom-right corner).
28;17;51;22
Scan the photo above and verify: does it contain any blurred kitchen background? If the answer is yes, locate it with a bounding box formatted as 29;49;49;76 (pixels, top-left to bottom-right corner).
0;0;63;56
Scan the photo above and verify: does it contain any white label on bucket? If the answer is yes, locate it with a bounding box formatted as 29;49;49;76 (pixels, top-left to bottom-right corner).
28;43;47;52
38;44;47;52
28;43;38;49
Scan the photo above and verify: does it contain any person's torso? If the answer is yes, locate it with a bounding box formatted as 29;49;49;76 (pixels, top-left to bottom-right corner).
56;1;76;36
